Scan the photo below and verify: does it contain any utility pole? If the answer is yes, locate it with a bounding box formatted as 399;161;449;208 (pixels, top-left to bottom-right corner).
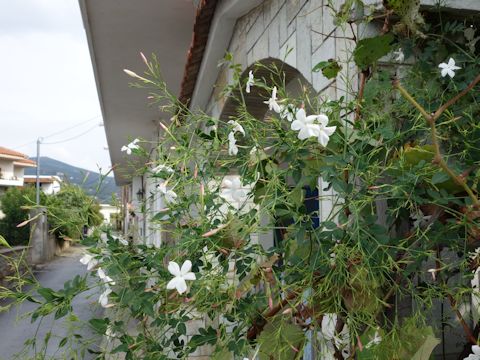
36;137;43;205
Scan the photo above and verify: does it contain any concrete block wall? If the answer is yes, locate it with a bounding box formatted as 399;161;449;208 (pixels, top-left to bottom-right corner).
206;0;363;116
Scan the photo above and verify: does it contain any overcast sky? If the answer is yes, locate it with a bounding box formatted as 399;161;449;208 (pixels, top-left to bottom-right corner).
0;0;112;175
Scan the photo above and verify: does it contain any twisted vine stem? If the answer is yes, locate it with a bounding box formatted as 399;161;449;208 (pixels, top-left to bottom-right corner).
392;76;480;208
393;76;480;345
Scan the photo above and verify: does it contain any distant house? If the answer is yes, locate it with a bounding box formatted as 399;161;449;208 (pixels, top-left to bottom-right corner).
0;146;36;195
23;175;62;195
99;203;120;225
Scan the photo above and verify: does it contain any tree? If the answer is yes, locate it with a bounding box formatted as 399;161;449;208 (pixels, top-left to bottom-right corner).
0;186;42;246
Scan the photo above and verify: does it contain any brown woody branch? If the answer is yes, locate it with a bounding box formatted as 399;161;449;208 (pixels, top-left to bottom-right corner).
393;78;480;207
246;291;299;340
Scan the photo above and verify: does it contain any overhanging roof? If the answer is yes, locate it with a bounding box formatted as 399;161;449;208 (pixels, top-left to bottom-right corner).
79;0;196;185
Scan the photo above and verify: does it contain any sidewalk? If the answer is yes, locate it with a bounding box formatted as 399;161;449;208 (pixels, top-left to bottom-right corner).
0;246;102;359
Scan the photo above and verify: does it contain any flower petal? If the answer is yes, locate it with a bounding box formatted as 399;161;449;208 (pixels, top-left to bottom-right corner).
291;120;303;131
175;278;188;294
295;108;306;123
166;276;182;290
473;345;480;355
168;261;181;276
183;272;196;281
318;130;331;147
322;125;336;137
180;260;192;274
316;114;329;127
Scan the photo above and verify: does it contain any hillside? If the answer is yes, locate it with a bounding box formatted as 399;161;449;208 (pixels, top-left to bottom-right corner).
25;157;119;203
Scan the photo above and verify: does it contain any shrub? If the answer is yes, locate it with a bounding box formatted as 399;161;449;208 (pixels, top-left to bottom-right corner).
0;186;43;246
45;183;103;240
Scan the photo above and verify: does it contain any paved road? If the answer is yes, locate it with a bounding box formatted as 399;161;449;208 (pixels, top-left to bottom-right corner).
0;246;102;360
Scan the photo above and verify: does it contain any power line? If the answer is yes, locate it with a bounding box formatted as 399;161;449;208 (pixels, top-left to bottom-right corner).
42;124;103;145
13;115;101;149
43;115;101;140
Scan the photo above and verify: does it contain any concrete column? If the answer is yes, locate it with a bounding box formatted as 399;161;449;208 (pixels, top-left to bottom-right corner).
29;207;55;264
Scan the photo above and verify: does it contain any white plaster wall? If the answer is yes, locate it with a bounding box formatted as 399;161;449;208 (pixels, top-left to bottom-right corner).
0;159;14;179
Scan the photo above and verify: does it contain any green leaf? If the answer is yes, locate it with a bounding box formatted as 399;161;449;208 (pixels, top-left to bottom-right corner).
58;337;68;348
188;326;218;351
258;318;304;360
0;235;10;248
211;348;231;360
431;171;449;185
411;328;440;360
353;34;394;69
312;59;342;79
37;287;58;302
89;318;109;334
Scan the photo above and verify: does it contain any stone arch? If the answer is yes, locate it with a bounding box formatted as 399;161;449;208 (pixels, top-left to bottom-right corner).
219;57;314;121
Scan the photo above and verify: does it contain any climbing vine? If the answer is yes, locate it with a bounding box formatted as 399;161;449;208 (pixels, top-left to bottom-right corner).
3;1;480;359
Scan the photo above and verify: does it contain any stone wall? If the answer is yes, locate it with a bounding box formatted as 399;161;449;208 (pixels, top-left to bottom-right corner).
206;0;360;118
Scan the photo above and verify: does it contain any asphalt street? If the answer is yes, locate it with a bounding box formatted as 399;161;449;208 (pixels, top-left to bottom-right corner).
0;246;102;360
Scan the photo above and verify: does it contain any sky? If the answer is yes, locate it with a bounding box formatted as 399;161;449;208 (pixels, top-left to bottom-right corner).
0;0;111;175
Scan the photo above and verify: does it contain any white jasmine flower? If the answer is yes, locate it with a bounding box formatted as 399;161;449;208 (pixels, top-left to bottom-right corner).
226;120;245;156
99;286;112;308
221;177;247;202
291;108;323;140
152;164;174;174
246;70;254;93
105;325;118;338
279;104;297;122
469;248;480;261
316;113;336;147
393;48;405;62
166;260;196;295
320;313;350;358
227;120;245;136
412;210;432;228
365;330;382;348
264;86;281;113
439;58;461;78
121;138;140;155
157;183;177;204
97;268;115;285
464;345;480;360
228;131;239;156
80;253;98;271
291;107;336;147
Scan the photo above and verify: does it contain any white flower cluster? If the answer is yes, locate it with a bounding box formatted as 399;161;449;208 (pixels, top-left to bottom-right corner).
227;120;245;156
80;253;118;308
263;85;336;147
121;138;140;155
291;108;336;147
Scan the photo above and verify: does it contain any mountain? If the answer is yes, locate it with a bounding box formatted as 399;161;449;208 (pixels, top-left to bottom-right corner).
25;157;119;203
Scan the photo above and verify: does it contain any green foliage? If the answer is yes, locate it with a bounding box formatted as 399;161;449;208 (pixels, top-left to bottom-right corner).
257;318;304;360
45;183;103;240
312;59;342;79
353;34;394;69
4;4;480;360
0;186;41;246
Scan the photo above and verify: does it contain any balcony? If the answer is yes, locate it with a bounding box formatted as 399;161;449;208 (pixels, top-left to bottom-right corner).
0;175;23;187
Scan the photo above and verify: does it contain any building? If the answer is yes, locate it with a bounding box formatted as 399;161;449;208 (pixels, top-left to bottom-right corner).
99;203;120;226
80;1;480;358
0;146;36;195
23;175;62;195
